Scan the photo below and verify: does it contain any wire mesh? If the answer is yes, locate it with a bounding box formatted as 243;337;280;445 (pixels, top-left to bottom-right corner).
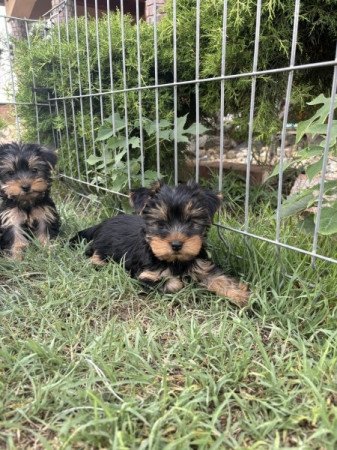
0;0;337;265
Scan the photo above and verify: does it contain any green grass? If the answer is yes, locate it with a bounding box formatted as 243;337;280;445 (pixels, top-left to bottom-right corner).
1;186;337;449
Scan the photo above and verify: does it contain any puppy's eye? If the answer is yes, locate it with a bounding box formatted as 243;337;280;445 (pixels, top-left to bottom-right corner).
31;168;39;174
5;170;15;176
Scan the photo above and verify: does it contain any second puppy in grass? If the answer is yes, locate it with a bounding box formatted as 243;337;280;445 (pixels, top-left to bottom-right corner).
71;181;250;307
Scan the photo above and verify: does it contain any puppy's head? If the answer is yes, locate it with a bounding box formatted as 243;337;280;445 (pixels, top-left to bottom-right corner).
130;181;221;263
0;142;57;203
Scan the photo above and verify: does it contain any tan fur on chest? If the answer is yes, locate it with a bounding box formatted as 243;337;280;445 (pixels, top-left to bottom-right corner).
0;206;55;229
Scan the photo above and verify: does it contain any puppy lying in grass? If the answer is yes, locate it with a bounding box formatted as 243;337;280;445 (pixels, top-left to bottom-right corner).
71;182;250;307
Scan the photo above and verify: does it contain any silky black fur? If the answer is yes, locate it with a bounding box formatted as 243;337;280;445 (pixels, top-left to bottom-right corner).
0;142;60;255
71;182;250;305
71;182;219;277
71;214;209;278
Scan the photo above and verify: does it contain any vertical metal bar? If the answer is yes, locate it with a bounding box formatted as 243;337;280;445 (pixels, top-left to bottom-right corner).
94;0;108;189
83;0;99;188
56;12;73;178
153;0;161;178
4;18;21;140
120;0;131;189
65;5;81;179
218;0;228;193
173;0;178;185
49;21;64;161
106;0;116;133
73;0;89;183
47;92;58;149
94;0;104;124
24;20;40;144
136;0;145;186
311;45;337;266
244;0;262;231
195;0;200;182
275;0;301;244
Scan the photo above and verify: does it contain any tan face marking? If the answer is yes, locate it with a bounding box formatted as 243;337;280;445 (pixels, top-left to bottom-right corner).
1;177;48;199
149;233;202;262
1;180;22;197
31;178;48;193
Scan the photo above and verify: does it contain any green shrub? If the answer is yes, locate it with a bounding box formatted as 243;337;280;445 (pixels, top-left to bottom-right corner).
12;0;337;186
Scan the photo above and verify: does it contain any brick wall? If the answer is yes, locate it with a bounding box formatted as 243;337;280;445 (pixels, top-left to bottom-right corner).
145;0;166;24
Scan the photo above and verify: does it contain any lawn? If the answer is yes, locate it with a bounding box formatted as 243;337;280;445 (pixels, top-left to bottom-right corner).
1;184;337;449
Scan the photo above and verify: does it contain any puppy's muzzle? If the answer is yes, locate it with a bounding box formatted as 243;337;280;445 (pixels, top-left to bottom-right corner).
171;240;183;251
21;184;31;193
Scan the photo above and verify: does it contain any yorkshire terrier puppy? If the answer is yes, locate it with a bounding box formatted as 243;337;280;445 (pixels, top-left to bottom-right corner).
0;142;60;259
71;182;250;307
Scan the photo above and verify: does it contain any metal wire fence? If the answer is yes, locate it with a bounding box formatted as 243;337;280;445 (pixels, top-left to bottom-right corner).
0;0;337;265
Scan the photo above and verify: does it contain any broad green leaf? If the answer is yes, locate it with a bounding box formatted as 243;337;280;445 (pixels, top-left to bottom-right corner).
308;121;337;137
184;123;209;135
114;149;127;164
280;190;316;218
144;170;159;182
86;154;103;165
130;161;140;174
298;214;315;235
296;94;337;142
296;119;312;143
129;136;141;149
104;112;126;131
266;159;294;180
96;127;114;141
159;119;171;128
158;129;171;140
320;125;337;147
176;114;188;132
316;202;337;235
307;94;337;107
306;157;323;181
297;146;323;160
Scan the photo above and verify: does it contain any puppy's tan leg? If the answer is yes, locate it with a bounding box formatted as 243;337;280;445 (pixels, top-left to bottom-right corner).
191;259;250;307
0;208;28;260
90;251;107;266
162;277;184;293
30;206;57;246
138;268;184;293
11;233;28;260
138;269;163;283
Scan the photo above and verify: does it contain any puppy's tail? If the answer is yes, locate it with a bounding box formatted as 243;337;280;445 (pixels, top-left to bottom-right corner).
69;224;100;247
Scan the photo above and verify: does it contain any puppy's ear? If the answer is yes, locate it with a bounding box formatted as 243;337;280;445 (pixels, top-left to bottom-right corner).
129;187;152;213
40;147;58;169
129;180;163;213
203;190;222;219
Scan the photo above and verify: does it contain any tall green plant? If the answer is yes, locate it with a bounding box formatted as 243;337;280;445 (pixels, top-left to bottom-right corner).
270;94;337;235
87;113;207;191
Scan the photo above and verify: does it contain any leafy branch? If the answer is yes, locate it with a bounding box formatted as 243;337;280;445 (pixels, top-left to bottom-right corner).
86;113;208;192
268;94;337;235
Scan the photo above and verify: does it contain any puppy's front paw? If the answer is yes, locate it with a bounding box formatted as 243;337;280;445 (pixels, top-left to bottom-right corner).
207;275;250;307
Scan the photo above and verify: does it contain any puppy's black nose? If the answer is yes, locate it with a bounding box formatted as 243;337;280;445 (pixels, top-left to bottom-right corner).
21;185;31;192
171;240;183;251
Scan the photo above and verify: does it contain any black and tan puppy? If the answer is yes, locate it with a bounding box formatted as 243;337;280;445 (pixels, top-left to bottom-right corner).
71;182;250;306
0;142;60;259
